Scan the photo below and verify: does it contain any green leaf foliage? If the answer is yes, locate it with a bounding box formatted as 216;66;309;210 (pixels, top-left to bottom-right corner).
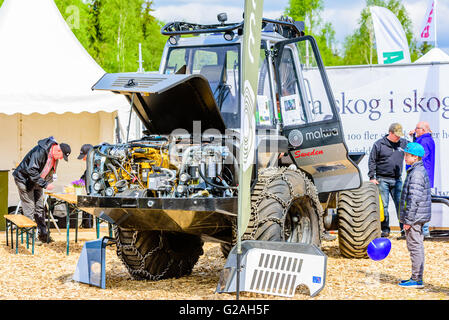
285;0;344;66
53;0;167;72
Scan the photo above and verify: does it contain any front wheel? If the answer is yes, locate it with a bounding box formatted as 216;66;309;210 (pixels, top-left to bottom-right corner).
242;167;323;248
115;227;204;280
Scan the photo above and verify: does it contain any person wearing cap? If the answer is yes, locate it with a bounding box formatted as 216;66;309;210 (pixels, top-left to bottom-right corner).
77;144;93;162
408;121;435;238
77;144;93;228
13;136;71;244
398;142;431;288
77;144;93;183
368;123;408;237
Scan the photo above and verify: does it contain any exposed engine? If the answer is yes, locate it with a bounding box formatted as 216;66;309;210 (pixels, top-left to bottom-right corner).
86;137;235;199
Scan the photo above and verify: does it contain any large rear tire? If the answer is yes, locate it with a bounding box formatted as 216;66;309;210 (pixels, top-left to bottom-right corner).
337;181;381;258
115;227;204;280
221;167;323;257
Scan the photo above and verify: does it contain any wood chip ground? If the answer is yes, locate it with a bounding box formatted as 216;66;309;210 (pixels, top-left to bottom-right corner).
0;228;448;300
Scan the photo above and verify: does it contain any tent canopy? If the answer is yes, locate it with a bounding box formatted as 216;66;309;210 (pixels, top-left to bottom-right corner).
0;0;128;115
415;48;449;64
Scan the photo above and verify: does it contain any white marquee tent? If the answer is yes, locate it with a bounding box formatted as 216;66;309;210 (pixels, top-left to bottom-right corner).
0;0;131;207
415;48;449;64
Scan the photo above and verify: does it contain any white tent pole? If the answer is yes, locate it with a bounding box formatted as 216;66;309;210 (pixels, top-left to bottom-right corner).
435;0;438;48
18;114;23;161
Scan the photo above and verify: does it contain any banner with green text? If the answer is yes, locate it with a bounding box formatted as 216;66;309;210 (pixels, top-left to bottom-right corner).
370;6;411;65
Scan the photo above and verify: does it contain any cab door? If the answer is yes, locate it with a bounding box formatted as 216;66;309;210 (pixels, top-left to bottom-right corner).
273;35;361;193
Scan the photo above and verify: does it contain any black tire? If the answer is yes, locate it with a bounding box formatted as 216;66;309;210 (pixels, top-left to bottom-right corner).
221;167;323;258
115;227;204;280
337;181;381;258
220;242;233;258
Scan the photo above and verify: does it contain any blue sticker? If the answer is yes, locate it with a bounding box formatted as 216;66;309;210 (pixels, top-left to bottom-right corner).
313;276;321;284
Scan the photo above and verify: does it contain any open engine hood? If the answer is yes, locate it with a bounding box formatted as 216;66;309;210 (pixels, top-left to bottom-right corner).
92;73;226;134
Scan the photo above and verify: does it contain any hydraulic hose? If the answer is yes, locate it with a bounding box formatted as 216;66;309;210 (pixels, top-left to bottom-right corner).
197;166;237;190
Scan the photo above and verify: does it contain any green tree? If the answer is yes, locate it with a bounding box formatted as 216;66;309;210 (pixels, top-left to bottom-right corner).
285;0;323;35
285;0;344;66
140;1;167;71
54;0;93;58
89;0;166;72
54;0;166;72
342;0;422;65
96;0;144;72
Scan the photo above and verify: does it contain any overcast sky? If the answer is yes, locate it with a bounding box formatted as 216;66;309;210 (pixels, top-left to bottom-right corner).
152;0;449;54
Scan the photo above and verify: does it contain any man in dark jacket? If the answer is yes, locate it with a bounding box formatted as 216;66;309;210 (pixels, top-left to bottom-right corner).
13;137;71;244
368;123;408;237
398;142;431;288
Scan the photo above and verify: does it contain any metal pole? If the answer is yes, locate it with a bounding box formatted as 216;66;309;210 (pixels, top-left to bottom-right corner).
66;204;70;255
306;42;310;68
126;93;135;143
137;43;144;73
236;249;241;300
115;116;122;144
236;179;242;300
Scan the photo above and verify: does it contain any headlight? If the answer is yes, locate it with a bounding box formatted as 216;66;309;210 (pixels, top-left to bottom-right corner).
93;182;103;191
91;172;101;181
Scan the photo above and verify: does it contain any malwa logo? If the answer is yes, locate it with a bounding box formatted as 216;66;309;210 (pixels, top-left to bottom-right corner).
294;149;324;159
305;127;339;141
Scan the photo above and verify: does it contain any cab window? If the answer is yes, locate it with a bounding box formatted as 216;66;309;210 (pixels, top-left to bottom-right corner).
278;48;306;127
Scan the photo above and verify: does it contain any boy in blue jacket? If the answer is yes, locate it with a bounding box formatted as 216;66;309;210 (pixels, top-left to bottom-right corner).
398;142;431;288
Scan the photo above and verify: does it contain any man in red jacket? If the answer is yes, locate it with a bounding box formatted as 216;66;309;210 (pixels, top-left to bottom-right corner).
13;137;71;244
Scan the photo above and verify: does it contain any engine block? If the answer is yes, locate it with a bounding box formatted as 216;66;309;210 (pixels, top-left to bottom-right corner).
86;139;233;198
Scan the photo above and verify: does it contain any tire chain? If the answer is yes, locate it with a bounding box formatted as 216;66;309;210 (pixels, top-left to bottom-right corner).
240;167;324;243
115;167;325;273
114;225;172;281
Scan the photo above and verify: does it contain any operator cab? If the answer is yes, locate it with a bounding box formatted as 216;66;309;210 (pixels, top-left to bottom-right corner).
161;15;362;193
163;43;240;128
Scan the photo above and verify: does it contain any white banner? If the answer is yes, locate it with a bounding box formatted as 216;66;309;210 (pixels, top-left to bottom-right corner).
305;62;449;228
370;6;411;65
419;0;436;42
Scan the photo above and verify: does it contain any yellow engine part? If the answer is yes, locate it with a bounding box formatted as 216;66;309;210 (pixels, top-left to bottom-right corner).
379;193;385;222
105;147;170;190
131;147;170;169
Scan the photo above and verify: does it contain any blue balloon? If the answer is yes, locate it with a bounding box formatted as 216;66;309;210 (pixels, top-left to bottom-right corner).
367;238;391;261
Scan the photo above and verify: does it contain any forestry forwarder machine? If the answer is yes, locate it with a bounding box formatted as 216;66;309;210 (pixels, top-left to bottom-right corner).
78;14;382;281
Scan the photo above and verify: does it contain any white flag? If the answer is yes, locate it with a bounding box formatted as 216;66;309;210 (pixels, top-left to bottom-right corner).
419;0;436;42
370;6;411;65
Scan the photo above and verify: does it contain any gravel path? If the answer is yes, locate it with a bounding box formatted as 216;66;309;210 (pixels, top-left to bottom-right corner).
0;229;448;300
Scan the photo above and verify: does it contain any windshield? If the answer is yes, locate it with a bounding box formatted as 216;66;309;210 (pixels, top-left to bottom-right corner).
164;45;240;128
277;47;307;127
295;39;334;123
